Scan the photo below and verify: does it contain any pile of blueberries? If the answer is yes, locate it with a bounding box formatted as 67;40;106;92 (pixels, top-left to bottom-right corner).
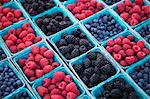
0;48;7;61
129;59;150;96
85;14;124;42
21;0;55;16
137;24;150;44
0;63;23;98
56;28;94;60
73;52;116;88
98;78;139;98
36;12;72;36
103;0;121;5
13;91;30;99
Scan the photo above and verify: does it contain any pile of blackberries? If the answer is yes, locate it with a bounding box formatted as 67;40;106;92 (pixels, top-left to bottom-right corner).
103;0;121;5
130;59;150;95
0;64;23;98
85;14;124;42
13;91;30;99
98;78;139;98
137;25;150;44
0;48;7;61
73;52;116;88
36;12;72;36
56;28;94;60
21;0;55;16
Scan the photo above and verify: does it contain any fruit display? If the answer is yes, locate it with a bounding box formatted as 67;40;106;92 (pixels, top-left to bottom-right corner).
0;0;149;98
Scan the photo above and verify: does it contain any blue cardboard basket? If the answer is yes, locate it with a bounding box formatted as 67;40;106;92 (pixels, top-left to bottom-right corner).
0;20;44;56
32;67;85;99
63;0;107;22
134;19;150;45
81;8;127;44
50;24;97;63
0;2;28;33
8;88;35;99
112;0;150;29
126;56;150;98
80;95;91;99
13;41;63;84
0;61;25;99
102;30;150;69
69;47;120;90
32;6;76;38
16;0;59;18
1;0;13;6
91;73;145;99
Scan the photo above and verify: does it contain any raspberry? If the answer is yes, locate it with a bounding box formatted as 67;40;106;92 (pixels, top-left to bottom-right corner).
6;12;14;20
125;56;135;65
130;18;138;26
5;40;14;47
48;85;56;91
7;34;17;42
17;43;26;51
120;12;129;20
118;50;126;58
66;82;80;95
26;33;36;41
52;62;59;68
50;88;61;95
84;10;94;17
122;38;130;44
25;41;33;47
137;40;144;48
35;69;44;78
43;94;50;99
43;65;53;74
30;77;36;81
137;51;146;59
132;45;141;53
142;6;150;14
130;42;136;46
123;44;131;50
64;75;72;83
27;53;34;61
22;22;31;30
120;60;127;66
117;3;125;12
43;78;51;87
114;38;122;45
53;72;65;82
73;7;82;14
19;30;28;38
113;54;122;62
24;69;34;78
40;47;48;55
26;61;37;69
131;13;140;20
135;0;143;5
61;90;67;97
142;48;150;55
37;86;48;97
1;16;8;22
58;81;67;90
75;13;86;20
14;9;22;18
67;4;76;11
3;21;12;27
10;45;17;53
3;8;10;14
43;50;54;58
32;46;40;54
106;46;113;53
40;58;49;67
125;49;134;56
33;36;42;43
67;92;77;99
107;40;115;47
113;45;122;52
125;0;132;6
51;95;64;99
18;58;26;67
34;54;43;63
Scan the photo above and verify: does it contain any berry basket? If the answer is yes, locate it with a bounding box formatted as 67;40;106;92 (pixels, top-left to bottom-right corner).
32;6;76;38
0;61;25;99
8;88;35;99
102;30;150;69
112;0;150;29
0;20;44;56
49;24;97;63
101;0;124;7
32;67;85;99
81;8;127;44
126;56;150;98
69;47;120;90
1;0;13;7
13;41;63;84
0;2;28;33
91;73;145;99
16;0;59;18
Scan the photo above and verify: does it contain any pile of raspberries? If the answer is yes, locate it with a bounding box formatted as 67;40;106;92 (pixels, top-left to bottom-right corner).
106;34;150;66
67;0;104;20
36;72;81;99
18;46;60;82
0;6;24;30
3;22;42;53
115;0;150;26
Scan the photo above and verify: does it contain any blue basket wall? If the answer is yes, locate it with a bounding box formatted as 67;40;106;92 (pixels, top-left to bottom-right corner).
32;67;85;99
81;8;127;44
13;41;63;84
0;61;25;99
49;24;97;63
102;30;150;69
126;56;150;98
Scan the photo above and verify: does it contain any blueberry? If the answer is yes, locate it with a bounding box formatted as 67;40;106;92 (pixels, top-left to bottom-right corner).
137;72;143;78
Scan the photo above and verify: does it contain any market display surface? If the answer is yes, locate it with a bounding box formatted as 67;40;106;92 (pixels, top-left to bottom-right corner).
0;0;149;99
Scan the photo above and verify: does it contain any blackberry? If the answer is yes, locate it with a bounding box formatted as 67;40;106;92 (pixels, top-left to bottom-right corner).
100;74;108;81
58;39;67;46
79;45;87;54
68;44;74;51
80;33;86;38
94;66;101;74
65;35;75;43
82;76;89;85
83;67;94;77
59;46;70;54
110;89;122;98
90;73;100;84
79;39;89;46
74;64;84;73
64;53;72;59
87;52;97;60
73;28;81;37
71;49;80;58
83;58;91;68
